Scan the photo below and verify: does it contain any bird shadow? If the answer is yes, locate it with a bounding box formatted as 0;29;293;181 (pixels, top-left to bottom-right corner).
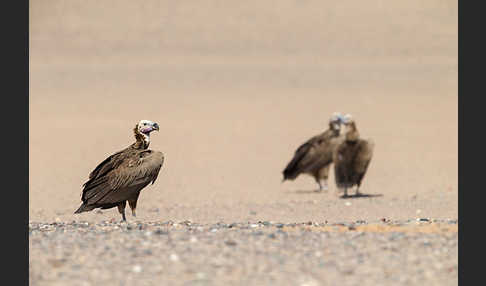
339;193;383;199
286;189;327;194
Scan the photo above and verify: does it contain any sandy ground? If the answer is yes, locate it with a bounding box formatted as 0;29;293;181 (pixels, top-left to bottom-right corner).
29;0;457;285
29;220;458;286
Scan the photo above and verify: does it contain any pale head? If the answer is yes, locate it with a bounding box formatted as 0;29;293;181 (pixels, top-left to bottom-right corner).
134;120;160;148
340;114;354;125
329;112;343;131
137;120;160;135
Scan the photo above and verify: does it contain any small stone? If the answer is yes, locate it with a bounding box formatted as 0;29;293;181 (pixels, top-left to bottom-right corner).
169;254;179;262
196;272;206;279
345;202;352;206
144;249;153;255
132;265;142;273
225;240;237;246
190;236;198;243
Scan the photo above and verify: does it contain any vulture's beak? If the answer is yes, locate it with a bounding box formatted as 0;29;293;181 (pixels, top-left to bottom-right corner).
153;123;160;131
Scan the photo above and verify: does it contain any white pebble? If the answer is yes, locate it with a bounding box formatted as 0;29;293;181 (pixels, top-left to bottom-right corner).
345;202;352;206
132;265;142;273
169;253;179;262
190;236;198;243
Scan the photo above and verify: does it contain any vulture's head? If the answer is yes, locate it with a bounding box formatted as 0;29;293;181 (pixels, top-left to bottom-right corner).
329;112;343;131
137;119;160;135
340;114;359;140
134;120;160;148
340;114;354;126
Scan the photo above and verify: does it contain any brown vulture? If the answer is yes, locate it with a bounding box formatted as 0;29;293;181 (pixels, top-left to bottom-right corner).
74;120;165;221
333;114;374;197
282;112;344;191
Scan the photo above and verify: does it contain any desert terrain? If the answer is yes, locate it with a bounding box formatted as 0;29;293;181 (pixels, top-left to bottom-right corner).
29;0;457;285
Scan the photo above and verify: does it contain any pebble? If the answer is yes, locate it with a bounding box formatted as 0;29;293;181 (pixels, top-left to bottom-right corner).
169;254;179;262
132;265;142;273
155;229;169;235
225;240;237;246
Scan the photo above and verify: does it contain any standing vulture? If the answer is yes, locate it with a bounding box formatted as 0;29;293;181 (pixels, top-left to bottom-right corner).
282;113;344;191
74;120;165;221
333;114;374;197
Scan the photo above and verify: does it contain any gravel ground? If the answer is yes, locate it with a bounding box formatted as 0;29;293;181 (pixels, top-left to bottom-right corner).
29;219;457;286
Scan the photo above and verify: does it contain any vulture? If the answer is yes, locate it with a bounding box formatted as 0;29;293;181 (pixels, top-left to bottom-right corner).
74;120;165;221
333;114;374;197
282;112;344;191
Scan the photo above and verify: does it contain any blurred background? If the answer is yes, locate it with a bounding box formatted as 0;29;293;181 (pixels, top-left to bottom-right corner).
29;0;457;223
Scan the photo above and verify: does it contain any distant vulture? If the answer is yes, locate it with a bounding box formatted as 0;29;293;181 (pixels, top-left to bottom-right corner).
333;114;374;197
74;120;164;221
282;113;344;191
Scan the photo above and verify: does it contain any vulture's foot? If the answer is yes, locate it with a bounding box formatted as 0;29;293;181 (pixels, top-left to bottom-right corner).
316;181;328;192
341;188;348;198
320;182;329;192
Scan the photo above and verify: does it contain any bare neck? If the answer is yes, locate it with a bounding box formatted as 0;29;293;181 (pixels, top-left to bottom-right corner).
328;122;340;136
132;126;150;150
345;122;360;142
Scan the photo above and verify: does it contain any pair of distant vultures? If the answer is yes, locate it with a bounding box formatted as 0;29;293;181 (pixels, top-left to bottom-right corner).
75;114;373;221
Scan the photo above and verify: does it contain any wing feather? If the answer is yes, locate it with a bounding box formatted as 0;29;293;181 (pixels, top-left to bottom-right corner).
283;130;337;179
80;150;164;206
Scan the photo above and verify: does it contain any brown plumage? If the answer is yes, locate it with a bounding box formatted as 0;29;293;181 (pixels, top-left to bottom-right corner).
333;114;374;197
282;113;344;191
74;120;164;221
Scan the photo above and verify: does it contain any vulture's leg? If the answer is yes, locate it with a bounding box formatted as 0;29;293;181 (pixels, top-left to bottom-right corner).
321;180;329;191
355;185;361;196
342;187;348;198
316;178;323;192
318;166;330;192
117;201;127;221
128;195;139;217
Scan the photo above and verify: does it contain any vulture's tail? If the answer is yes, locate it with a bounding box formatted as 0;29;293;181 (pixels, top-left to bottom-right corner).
74;203;95;214
282;156;303;181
